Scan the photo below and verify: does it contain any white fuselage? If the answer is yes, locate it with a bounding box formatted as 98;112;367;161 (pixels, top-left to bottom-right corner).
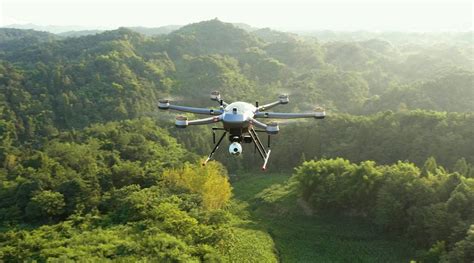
222;101;256;129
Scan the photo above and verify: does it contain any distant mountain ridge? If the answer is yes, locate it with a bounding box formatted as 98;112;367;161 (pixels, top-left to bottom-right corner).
2;22;254;37
2;23;182;37
126;25;182;36
58;30;103;38
4;22;472;45
2;23;111;34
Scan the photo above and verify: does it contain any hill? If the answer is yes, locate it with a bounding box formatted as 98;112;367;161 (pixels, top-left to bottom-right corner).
0;28;59;52
3;23;110;34
127;25;181;36
58;29;103;38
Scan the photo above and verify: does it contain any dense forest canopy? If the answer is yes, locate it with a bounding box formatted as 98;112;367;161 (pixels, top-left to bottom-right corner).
0;19;473;262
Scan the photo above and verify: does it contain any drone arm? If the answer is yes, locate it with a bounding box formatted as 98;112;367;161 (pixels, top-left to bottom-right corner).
170;105;222;115
249;118;268;129
159;100;223;115
254;111;325;119
188;116;222;126
257;101;281;111
175;115;222;128
257;95;289;111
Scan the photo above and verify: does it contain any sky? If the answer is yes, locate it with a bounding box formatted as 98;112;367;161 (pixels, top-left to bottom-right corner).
0;0;472;32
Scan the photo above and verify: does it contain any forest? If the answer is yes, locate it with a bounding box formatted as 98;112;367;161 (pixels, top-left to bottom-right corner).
0;19;473;262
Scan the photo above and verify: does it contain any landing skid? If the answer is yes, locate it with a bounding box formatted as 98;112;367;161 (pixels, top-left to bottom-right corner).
203;131;227;166
249;128;271;170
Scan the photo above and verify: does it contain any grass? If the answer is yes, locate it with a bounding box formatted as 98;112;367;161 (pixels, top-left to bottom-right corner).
231;172;291;201
223;226;278;263
231;172;416;263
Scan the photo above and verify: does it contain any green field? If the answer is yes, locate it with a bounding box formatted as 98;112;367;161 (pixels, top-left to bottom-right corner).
231;173;416;262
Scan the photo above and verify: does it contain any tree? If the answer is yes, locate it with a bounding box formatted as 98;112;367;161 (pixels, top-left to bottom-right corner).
422;156;438;176
441;225;474;263
26;190;65;222
162;161;232;210
453;158;469;176
111;161;145;188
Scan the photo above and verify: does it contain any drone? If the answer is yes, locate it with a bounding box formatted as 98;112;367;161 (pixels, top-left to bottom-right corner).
158;91;325;170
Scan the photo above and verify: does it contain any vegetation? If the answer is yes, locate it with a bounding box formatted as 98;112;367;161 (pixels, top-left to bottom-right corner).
0;119;276;261
232;173;415;262
0;19;472;261
253;158;473;262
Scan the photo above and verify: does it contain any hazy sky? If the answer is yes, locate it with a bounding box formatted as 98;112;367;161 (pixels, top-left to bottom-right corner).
1;0;472;31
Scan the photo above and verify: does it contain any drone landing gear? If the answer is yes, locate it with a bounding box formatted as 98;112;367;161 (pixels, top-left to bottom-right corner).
203;130;227;166
249;128;271;170
203;127;272;170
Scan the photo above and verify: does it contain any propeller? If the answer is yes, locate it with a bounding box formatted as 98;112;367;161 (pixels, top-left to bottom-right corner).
275;88;295;97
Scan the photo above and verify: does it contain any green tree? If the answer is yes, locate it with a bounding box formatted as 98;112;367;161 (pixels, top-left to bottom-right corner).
26;190;65;222
422;157;438;176
453;158;469;176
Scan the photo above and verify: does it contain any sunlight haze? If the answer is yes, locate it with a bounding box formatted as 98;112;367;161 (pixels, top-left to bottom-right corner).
1;0;472;31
